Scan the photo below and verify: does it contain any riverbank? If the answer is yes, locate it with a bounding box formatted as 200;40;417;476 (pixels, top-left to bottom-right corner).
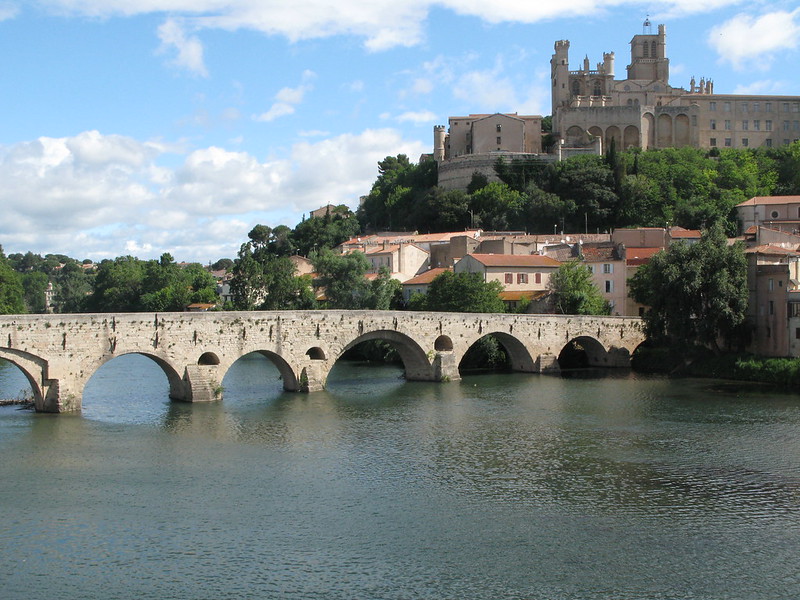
632;346;800;388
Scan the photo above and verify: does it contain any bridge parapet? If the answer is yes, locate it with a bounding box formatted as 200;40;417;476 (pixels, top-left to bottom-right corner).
0;311;645;413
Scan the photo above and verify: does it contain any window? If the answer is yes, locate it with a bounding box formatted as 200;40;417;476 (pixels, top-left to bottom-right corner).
754;102;760;112
593;81;602;96
710;138;717;147
603;263;613;274
534;272;542;284
767;327;771;338
496;137;501;145
771;210;780;218
710;119;717;130
784;121;791;131
769;300;775;315
691;115;697;126
754;120;760;131
496;124;502;132
724;120;731;130
741;103;748;113
769;278;774;291
766;120;772;131
517;273;528;284
725;138;732;147
709;102;717;111
505;273;513;284
605;280;614;293
724;102;731;112
766;102;772;112
796;327;800;340
785;139;791;146
742;138;749;147
742;120;748;130
767;139;773;148
794;121;800;131
795;103;800;113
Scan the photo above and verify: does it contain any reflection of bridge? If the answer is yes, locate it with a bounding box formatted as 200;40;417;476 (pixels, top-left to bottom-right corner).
0;311;645;413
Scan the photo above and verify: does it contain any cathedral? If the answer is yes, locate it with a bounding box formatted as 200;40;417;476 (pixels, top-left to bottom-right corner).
552;19;800;151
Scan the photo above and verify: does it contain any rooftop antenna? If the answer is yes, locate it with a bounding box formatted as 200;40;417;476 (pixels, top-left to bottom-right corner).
643;15;652;34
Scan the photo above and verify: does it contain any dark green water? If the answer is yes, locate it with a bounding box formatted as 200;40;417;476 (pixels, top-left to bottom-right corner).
1;354;800;599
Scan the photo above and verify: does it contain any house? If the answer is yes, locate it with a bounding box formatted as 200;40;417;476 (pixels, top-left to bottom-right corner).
455;253;561;292
401;267;451;304
624;247;665;316
579;242;627;315
736;196;800;234
361;242;430;282
745;245;800;357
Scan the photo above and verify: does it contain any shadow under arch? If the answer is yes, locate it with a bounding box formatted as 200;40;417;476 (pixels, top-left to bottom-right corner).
458;331;536;374
0;348;46;407
336;329;432;382
221;350;299;392
558;336;609;369
86;351;186;401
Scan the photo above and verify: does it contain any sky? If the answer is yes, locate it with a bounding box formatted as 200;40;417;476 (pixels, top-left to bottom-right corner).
1;0;799;264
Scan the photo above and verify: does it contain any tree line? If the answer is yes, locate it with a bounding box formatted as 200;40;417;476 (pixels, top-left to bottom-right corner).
358;144;800;236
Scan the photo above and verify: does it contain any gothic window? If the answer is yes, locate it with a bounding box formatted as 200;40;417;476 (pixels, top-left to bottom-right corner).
593;81;601;96
643;41;649;57
572;80;580;96
651;41;657;57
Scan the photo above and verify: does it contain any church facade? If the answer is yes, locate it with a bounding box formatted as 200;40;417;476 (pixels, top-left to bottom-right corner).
552;20;800;152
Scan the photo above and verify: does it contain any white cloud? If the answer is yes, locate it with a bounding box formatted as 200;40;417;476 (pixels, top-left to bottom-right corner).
395;110;438;124
157;18;208;77
708;9;800;70
37;0;749;51
0;129;427;262
0;2;18;21
254;70;316;122
733;79;790;95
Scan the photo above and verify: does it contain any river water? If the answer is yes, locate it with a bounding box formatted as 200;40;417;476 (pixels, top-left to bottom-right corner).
1;353;799;599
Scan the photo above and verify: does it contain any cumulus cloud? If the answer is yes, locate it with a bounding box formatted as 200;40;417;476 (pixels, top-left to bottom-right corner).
0;129;426;262
254;70;316;122
157;18;208;77
395;110;438;124
708;9;800;70
38;0;747;51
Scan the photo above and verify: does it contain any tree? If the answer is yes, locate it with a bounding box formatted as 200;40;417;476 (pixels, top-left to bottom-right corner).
548;261;610;315
230;243;312;310
629;224;748;352
420;271;505;313
312;249;373;309
21;271;49;313
0;247;25;314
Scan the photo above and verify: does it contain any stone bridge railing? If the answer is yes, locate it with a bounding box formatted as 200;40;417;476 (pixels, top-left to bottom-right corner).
0;310;646;413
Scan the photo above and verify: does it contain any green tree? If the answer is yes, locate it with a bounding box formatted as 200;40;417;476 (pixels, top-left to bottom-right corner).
548;261;610;315
230;243;312;310
468;181;524;231
312;249;373;309
0;247;25;314
629;224;748;352
21;271;49;313
420;271;505;313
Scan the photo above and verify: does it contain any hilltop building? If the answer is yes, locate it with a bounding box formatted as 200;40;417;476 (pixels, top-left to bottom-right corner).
552;19;800;152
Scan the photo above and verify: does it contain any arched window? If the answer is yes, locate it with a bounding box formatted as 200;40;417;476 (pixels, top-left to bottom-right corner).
571;80;580;97
593;81;602;97
643;41;649;58
651;41;657;58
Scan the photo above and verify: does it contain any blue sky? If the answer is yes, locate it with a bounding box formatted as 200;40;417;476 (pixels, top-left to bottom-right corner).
1;0;799;263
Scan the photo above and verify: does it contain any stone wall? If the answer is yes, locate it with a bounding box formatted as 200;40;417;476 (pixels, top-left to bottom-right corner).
0;311;645;413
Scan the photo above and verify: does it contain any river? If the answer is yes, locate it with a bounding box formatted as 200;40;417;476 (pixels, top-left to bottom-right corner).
1;353;799;599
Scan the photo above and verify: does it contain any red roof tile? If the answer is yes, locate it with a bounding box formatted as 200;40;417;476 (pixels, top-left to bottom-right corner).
465;253;561;267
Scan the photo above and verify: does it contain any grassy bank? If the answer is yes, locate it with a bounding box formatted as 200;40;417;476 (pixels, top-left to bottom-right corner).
632;346;800;388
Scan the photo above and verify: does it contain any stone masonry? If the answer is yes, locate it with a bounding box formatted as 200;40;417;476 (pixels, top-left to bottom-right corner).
0;311;645;413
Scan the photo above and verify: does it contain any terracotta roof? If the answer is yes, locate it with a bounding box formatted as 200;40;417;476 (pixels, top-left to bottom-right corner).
464;253;561;267
626;247;663;266
744;244;800;256
669;228;701;238
582;242;623;261
736;196;800;207
402;267;451;285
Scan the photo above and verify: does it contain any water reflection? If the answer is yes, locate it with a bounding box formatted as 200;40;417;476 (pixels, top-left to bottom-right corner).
3;356;800;598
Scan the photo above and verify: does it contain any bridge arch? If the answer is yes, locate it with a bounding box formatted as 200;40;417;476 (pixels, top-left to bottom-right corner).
0;348;47;409
458;331;536;374
220;350;300;392
85;352;186;404
336;329;432;382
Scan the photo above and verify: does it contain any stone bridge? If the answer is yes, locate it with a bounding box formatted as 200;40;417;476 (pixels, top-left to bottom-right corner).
0;310;646;413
